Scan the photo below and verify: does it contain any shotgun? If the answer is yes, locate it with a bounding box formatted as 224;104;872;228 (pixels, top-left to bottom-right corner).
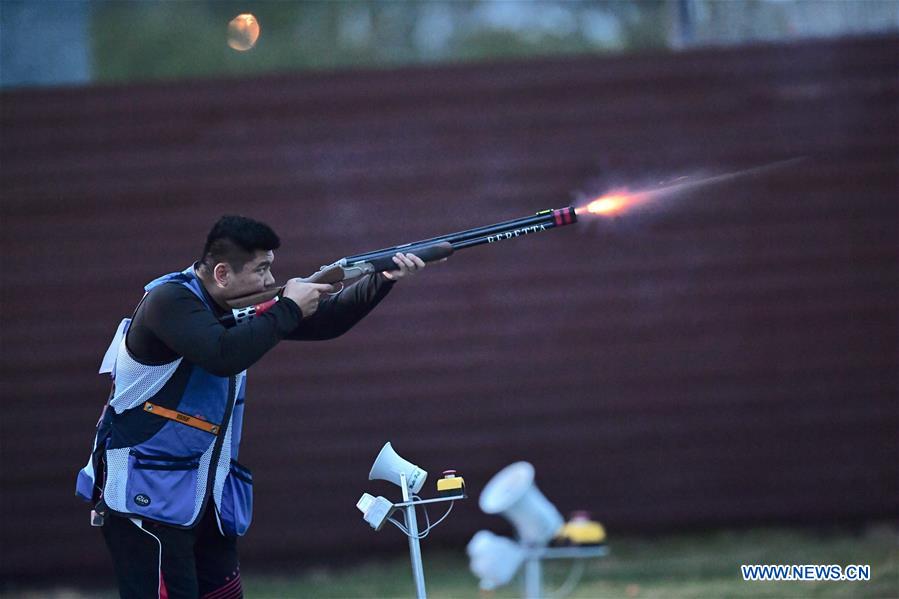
223;206;577;325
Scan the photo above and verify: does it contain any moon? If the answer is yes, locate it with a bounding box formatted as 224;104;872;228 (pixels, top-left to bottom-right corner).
228;14;260;52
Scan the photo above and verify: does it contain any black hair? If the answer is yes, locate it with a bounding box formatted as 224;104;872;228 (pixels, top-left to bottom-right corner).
200;215;281;272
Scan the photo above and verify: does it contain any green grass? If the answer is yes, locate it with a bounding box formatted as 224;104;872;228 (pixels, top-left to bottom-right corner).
243;524;898;598
8;524;897;598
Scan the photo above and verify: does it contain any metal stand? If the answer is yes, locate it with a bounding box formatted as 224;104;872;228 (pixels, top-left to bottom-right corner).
522;545;609;599
399;472;427;599
389;474;464;599
523;551;542;599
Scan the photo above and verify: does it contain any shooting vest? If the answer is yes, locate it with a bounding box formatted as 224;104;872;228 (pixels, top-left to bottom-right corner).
76;266;253;536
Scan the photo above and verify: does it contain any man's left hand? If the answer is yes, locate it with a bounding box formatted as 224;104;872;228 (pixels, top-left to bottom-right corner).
382;252;426;281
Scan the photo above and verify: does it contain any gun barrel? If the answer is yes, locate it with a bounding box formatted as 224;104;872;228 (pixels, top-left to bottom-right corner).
344;207;576;265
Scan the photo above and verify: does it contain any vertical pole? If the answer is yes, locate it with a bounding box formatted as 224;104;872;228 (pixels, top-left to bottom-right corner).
401;472;427;599
523;553;542;599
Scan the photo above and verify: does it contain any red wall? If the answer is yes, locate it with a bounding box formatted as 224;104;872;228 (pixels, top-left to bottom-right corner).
1;35;897;583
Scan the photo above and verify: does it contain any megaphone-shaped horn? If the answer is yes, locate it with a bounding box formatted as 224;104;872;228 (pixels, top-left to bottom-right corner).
466;530;525;590
479;461;563;545
368;442;428;494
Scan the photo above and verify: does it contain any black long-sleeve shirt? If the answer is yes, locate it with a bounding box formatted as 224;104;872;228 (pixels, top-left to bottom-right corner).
125;273;395;377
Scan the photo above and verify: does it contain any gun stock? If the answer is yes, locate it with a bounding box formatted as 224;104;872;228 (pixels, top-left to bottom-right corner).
226;264;346;309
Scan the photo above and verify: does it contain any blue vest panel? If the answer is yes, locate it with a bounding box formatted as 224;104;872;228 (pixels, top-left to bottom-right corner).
76;265;252;536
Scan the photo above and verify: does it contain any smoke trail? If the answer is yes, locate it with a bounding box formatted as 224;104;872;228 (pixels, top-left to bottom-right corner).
576;157;807;217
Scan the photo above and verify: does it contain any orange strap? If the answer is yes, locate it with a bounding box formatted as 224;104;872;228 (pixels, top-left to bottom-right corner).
142;402;220;435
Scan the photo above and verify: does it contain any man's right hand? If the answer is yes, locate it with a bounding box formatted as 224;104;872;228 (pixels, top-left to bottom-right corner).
281;279;338;318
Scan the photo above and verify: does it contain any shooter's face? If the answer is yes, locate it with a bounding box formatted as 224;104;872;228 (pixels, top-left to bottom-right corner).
221;250;275;299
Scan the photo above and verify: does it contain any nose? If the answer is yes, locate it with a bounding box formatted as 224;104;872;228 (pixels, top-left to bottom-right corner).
265;270;275;286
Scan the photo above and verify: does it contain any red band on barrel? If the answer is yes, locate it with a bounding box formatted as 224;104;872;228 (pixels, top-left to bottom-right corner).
553;208;575;226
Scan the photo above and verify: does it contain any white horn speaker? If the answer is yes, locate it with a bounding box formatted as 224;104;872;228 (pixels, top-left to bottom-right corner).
479;461;563;545
466;530;525;591
368;442;427;494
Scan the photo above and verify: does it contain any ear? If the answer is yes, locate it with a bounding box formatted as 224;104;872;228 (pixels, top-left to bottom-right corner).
213;262;231;288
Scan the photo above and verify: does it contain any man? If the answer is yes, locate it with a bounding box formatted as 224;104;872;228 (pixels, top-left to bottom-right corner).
76;215;428;598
